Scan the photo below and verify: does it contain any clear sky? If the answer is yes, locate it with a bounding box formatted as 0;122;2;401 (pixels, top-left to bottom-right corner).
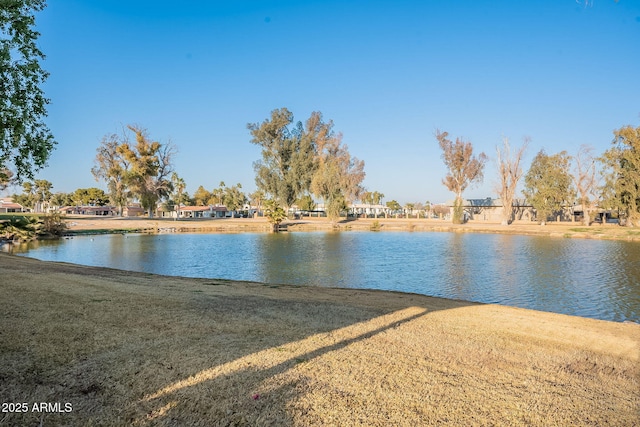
12;0;640;205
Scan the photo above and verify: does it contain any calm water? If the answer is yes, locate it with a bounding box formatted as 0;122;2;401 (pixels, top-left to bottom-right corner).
4;232;640;322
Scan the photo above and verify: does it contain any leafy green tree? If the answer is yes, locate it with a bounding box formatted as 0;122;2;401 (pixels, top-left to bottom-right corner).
359;191;373;217
0;168;13;190
222;183;247;212
360;191;373;205
71;187;108;206
0;0;55;181
92;132;130;215
118;126;175;217
296;194;316;211
12;181;35;209
523;150;575;224
310;115;365;221
49;192;71;209
248;108;317;211
363;191;384;217
371;191;384;205
12;179;51;211
600;125;640;226
250;108;364;222
32;179;52;211
436;130;488;224
386;200;401;212
193;186;212;206
264;199;287;232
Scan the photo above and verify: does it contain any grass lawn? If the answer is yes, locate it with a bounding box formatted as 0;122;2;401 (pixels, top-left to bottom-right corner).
1;253;638;426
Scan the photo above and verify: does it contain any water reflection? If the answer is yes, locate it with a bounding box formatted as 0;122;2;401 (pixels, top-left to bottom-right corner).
4;232;639;322
255;232;358;287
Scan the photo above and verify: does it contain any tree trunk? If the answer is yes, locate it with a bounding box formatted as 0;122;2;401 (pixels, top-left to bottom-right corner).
452;195;464;224
501;197;513;225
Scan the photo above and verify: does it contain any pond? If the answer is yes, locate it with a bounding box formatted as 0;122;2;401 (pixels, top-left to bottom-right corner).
4;231;640;322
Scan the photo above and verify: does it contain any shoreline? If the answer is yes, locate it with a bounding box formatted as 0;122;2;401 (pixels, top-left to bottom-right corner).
60;215;640;242
1;253;639;425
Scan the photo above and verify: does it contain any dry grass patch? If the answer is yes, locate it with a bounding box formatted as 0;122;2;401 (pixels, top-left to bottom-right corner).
1;253;638;426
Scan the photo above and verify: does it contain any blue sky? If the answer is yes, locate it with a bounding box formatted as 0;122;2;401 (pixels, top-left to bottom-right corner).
13;0;640;204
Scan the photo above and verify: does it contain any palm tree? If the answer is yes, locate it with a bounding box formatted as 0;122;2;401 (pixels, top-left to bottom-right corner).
372;191;384;217
405;203;415;218
249;190;265;217
171;172;186;220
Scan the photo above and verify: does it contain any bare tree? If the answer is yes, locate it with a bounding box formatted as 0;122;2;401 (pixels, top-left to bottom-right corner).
436;130;488;224
572;145;598;225
495;137;528;225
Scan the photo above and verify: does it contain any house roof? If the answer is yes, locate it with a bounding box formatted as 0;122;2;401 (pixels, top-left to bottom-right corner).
59;205;115;212
180;206;211;212
0;202;23;209
180;205;228;212
444;198;532;207
0;197;23;209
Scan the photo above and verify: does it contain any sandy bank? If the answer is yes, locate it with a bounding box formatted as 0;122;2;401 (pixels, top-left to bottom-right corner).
63;215;640;242
1;253;638;426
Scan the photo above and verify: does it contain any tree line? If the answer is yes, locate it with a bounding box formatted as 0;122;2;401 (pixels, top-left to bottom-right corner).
437;124;640;227
6;108;367;226
248;108;365;223
7;119;640;230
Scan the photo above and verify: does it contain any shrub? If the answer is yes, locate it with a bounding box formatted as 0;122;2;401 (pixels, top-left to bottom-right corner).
39;213;67;236
0;216;38;241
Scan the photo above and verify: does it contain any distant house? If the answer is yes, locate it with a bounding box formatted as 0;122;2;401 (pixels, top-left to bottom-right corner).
445;198;536;222
0;197;24;213
211;206;229;218
59;205;116;216
165;205;228;219
123;204;145;217
444;198;596;223
349;203;390;218
572;203;615;224
178;206;211;218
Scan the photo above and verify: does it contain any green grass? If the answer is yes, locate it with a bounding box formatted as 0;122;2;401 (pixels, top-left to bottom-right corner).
0;213;40;220
568;228;604;234
65;228;141;235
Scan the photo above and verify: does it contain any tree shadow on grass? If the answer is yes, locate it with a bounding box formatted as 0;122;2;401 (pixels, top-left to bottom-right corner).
0;254;475;426
132;295;468;426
